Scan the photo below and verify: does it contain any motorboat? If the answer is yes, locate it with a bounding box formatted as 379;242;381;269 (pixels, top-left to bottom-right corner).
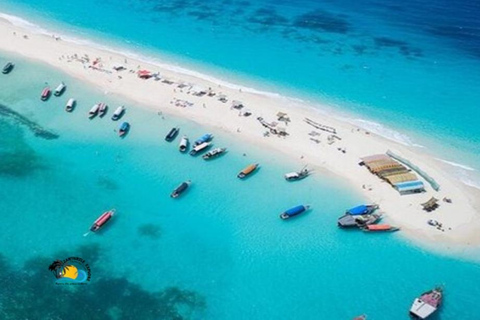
280;205;310;220
338;213;382;228
111;106;125;121
284;165;311;181
362;224;399;232
171;180;191;198
41;87;51;101
90;209;115;232
237;163;259;179
65;98;76;112
2;62;14;74
193;133;213;146
118;122;130;137
189;142;211;156
409;287;443;319
165;127;179;142
89;103;101;118
54;82;66;96
202;147;227;160
353;315;367;320
345;204;379;216
179;135;189;153
98;103;108;117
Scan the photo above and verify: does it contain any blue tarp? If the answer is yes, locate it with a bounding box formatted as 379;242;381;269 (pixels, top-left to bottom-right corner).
194;133;212;145
395;180;425;193
285;205;306;216
347;205;368;215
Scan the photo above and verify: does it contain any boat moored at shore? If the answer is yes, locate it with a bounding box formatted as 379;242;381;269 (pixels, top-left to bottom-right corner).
337;213;382;228
345;204;379;216
54;82;66;96
237;163;259;179
118;122;130;137
2;62;14;74
65;98;76;112
171;180;191;198
284;165;311;181
89;103;101;118
41;87;51;101
179;135;189;152
189;142;211;156
193;133;213;146
362;224;399;232
165;127;180;142
90;209;115;232
98;103;108;117
111;106;125;120
409;287;443;319
280;205;310;220
202;147;227;160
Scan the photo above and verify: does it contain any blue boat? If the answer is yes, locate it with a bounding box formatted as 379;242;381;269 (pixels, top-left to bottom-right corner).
280;205;310;220
346;204;378;216
118;122;130;137
193;133;213;146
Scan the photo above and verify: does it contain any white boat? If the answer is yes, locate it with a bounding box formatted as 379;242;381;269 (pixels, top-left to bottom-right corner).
409;287;443;319
189;142;211;156
111;106;125;121
202;147;227;160
98;103;108;117
54;82;66;96
65;98;76;112
179;135;189;153
89;103;100;118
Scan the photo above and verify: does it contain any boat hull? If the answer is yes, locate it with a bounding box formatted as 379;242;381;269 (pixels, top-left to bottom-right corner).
165;128;180;142
171;181;190;198
90;210;115;232
280;205;309;220
237;164;259;179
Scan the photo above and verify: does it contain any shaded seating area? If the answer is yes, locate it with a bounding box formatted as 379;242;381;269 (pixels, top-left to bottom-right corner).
421;197;440;212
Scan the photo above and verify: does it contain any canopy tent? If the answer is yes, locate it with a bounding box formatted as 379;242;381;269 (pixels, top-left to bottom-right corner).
370;163;404;174
137;70;152;79
384;172;419;185
361;154;390;164
421;197;439;212
394;180;425;195
377;167;411;178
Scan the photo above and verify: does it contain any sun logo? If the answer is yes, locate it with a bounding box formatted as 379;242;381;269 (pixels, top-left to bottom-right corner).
48;257;91;285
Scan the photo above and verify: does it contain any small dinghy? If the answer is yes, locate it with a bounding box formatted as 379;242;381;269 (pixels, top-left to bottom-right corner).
179;135;189;153
89;209;115;233
284;165;311;181
237;163;259;179
89;103;101;118
111;106;125;121
280;205;310;220
202;147;227;160
54;82;66;96
193;133;213;147
165;127;180;142
41;87;51;101
189;142;211;156
118;122;130;137
409;287;443;319
65;98;76;112
171;180;191;198
2;62;14;74
98;103;108;117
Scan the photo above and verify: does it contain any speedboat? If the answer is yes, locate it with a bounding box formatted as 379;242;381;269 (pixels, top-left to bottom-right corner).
284;166;311;181
41;87;51;101
118;122;130;137
2;62;14;74
111;106;125;121
171;180;191;198
409;287;443;319
202;147;227;160
345;204;379;216
179;135;189;153
54;82;66;96
98;103;108;117
237;163;259;179
89;103;101;118
193;133;213;146
338;213;382;228
65;98;76;112
280;205;310;220
165;127;180;142
90;209;115;232
189;142;211;156
362;224;399;232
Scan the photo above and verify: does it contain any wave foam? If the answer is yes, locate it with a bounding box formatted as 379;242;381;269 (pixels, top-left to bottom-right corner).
435;158;476;171
346;118;417;146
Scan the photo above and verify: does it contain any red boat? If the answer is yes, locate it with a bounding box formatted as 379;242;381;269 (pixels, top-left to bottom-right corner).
90;209;115;232
41;87;51;101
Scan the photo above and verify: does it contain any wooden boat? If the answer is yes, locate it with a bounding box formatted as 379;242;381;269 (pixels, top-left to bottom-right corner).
2;62;14;74
171;180;191;198
89;103;101;118
362;224;399;232
280;205;310;220
338;213;382;228
98;103;108;117
237;163;259;179
90;209;115;232
65;98;76;112
284;165;311;181
345;204;379;216
193;133;213;147
111;106;125;121
165;127;180;142
118;122;130;137
189;142;211;156
202;147;227;160
54;82;66;96
40;87;51;101
179;135;189;153
409;287;443;319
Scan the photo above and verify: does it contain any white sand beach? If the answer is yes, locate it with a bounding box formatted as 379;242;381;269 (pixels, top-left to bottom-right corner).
1;16;480;250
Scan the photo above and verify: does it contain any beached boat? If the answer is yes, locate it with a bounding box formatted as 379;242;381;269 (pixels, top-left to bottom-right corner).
90;209;115;232
40;87;51;101
338;213;382;228
98;103;108;117
171;180;191;198
118;122;130;137
202;147;227;160
89;103;101;118
65;98;76;112
193;133;213;146
165;127;180;142
111;106;125;121
189;142;211;156
54;82;66;96
409;287;443;319
2;62;14;74
284;165;311;181
345;204;379;216
280;205;310;220
179;135;189;153
362;224;399;232
237;163;259;179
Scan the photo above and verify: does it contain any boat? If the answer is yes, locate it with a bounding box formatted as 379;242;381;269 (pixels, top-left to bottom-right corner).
165;127;180;142
171;180;191;198
179;135;189;153
237;163;259;179
202;147;227;160
54;82;66;96
193;133;213;146
98;103;108;117
189;142;211;156
2;62;14;74
284;165;311;181
280;205;310;220
89;103;101;118
353;315;367;320
362;224;399;232
111;106;125;121
337;213;382;228
345;204;379;216
90;209;115;232
409;287;443;319
118;122;130;137
40;87;51;101
65;98;76;112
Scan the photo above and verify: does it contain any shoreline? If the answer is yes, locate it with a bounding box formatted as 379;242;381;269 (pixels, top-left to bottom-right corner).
1;15;480;250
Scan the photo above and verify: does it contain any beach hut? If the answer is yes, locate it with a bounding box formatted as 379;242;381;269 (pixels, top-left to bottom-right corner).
421;197;439;212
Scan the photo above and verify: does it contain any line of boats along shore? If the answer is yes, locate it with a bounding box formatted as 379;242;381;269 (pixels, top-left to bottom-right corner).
4;66;444;320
